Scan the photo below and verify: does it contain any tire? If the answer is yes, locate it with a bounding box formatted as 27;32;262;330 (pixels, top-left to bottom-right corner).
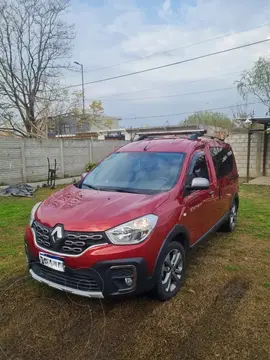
220;199;238;232
154;241;186;301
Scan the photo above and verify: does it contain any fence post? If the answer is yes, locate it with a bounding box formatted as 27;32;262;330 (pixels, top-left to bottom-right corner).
60;139;65;177
20;139;27;182
88;139;93;163
255;132;262;177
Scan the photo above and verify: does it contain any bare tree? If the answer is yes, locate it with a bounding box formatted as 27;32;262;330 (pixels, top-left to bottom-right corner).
75;99;113;130
230;103;254;128
0;101;26;136
39;89;82;136
40;94;112;138
231;103;249;119
0;0;75;137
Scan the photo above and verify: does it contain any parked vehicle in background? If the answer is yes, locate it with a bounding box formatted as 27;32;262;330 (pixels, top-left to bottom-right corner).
25;130;239;301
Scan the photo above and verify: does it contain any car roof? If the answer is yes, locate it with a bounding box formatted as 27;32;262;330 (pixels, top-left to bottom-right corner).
117;137;228;154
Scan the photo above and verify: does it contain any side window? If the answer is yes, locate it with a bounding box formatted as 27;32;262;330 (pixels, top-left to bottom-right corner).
210;147;233;179
186;152;209;186
210;147;220;176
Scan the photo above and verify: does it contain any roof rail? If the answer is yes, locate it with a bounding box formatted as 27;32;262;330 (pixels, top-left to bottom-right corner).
136;129;207;141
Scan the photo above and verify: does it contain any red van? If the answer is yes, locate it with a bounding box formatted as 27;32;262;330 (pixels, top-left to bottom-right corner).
25;130;239;300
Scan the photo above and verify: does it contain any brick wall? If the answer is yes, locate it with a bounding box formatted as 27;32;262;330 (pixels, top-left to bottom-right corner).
0;138;128;184
0;139;23;184
0;134;269;184
226;131;269;178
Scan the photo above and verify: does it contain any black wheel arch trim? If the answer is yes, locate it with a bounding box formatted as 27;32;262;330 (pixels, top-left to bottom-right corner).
232;192;239;209
152;225;190;278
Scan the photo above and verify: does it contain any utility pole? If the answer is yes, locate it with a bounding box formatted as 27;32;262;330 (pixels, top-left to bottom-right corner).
74;61;85;116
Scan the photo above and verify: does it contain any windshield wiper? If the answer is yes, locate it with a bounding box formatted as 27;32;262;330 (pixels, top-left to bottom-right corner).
83;185;152;194
110;188;145;194
83;184;100;190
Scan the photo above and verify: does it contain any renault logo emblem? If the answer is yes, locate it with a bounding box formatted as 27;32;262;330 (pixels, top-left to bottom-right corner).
51;225;64;244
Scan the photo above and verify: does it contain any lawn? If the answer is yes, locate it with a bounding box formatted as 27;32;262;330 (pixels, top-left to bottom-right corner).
0;185;269;360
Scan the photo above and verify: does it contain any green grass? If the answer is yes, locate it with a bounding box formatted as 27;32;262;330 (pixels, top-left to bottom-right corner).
237;185;270;238
0;187;64;277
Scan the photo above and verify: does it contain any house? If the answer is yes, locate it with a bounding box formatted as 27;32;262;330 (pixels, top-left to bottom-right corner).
47;113;121;138
125;124;228;141
0;130;22;138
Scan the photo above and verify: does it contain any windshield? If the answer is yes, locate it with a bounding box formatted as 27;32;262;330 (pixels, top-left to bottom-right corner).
81;152;185;194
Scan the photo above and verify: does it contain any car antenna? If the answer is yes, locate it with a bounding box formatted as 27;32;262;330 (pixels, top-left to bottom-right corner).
143;140;152;151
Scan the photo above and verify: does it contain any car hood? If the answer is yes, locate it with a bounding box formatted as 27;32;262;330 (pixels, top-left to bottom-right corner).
36;185;169;231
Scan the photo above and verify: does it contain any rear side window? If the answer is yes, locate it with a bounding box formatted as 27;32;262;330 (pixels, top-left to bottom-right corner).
210;147;234;179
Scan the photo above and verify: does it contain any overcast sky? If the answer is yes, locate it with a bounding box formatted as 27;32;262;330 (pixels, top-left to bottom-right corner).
62;0;270;127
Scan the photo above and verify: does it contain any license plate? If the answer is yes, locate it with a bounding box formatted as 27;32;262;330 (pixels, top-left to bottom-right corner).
39;252;65;272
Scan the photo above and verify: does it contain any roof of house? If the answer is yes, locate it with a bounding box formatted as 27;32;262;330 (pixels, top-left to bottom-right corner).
239;117;270;125
48;113;121;121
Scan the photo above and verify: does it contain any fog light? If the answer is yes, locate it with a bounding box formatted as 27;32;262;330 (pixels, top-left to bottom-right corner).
125;277;133;287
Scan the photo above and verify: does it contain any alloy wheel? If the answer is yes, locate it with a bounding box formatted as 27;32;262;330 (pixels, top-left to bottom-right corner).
161;249;183;293
230;203;237;230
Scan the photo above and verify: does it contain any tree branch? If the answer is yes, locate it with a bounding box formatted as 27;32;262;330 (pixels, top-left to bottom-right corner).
0;0;75;137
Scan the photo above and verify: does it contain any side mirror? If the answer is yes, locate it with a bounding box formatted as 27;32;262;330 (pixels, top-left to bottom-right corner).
186;177;210;191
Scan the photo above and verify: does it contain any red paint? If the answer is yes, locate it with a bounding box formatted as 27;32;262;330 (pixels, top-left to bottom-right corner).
25;137;238;276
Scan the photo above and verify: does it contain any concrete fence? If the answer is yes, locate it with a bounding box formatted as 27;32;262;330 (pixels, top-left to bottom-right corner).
0;132;269;184
0;138;128;184
226;131;270;178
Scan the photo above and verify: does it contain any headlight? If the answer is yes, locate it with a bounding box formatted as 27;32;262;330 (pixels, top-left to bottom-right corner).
106;214;158;245
30;202;42;226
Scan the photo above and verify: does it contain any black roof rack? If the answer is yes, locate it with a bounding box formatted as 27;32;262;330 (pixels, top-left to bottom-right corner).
136;129;225;142
136;129;207;141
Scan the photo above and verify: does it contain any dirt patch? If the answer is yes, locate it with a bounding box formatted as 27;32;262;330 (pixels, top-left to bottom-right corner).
2;268;267;360
171;277;250;360
0;278;161;360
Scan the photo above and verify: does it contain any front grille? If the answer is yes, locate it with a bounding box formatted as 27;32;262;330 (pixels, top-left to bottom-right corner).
32;221;108;255
31;263;100;292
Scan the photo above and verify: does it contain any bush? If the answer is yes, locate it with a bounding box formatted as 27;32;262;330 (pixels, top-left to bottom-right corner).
85;162;96;172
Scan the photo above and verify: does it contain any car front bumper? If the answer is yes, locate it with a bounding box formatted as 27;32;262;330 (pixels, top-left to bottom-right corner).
26;242;152;298
29;268;104;298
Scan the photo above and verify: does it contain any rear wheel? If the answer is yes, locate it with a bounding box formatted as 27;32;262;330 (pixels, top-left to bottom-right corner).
220;199;238;232
154;241;186;301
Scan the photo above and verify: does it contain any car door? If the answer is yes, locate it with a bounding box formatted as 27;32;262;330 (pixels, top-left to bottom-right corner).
181;150;218;244
210;146;238;216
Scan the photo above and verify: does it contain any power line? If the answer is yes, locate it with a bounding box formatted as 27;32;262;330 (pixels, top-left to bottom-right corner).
85;22;270;74
91;86;235;102
64;38;270;89
121;100;261;120
94;70;242;99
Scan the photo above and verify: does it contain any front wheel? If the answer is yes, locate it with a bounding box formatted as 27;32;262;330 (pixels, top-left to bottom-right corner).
154;241;186;301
